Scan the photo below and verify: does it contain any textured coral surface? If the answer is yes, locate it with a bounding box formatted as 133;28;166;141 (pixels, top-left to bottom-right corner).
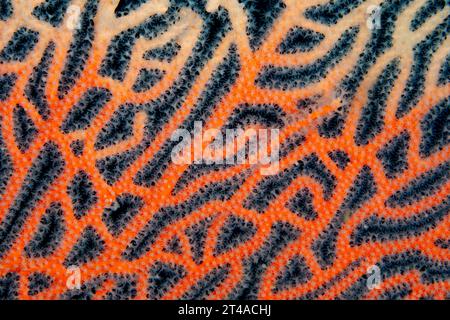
0;0;449;300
